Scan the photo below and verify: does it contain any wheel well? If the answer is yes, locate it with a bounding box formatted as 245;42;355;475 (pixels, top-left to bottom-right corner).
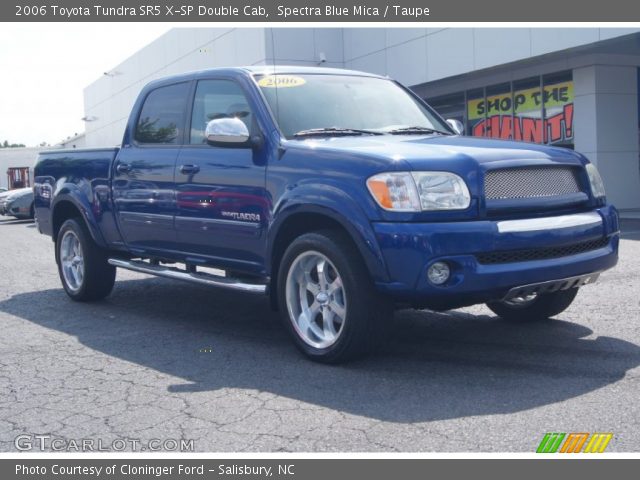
269;212;360;310
52;201;83;241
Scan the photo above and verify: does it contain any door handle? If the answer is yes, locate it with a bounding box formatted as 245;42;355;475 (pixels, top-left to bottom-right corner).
180;164;200;174
116;163;132;174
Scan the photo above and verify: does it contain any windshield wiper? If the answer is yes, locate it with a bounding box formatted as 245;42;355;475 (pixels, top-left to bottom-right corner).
385;126;452;136
293;127;383;138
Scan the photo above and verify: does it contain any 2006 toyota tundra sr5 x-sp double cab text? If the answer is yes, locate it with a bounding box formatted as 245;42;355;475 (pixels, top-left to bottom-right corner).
34;67;619;362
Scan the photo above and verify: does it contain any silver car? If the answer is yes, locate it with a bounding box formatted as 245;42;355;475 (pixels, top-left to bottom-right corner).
0;188;34;219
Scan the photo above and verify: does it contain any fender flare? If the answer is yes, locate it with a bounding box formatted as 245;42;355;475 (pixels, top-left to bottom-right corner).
51;188;107;248
267;185;389;283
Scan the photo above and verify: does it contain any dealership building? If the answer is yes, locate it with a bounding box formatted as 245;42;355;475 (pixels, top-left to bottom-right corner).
75;28;640;213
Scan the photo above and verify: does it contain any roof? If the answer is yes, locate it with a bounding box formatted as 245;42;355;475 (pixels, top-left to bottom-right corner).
143;66;385;90
240;65;383;77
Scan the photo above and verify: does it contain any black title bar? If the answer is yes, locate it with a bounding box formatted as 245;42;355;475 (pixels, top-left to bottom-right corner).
4;0;640;22
4;459;640;480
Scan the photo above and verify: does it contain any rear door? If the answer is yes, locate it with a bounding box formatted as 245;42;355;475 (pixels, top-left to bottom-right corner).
174;78;269;273
113;81;190;253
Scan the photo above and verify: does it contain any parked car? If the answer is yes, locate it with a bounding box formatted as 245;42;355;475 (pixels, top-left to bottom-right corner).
33;67;619;363
0;187;34;219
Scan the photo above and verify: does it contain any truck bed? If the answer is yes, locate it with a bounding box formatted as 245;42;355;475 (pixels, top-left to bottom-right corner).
33;147;120;243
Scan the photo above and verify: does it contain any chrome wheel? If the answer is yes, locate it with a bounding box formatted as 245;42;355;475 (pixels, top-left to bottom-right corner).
60;230;84;292
285;251;347;349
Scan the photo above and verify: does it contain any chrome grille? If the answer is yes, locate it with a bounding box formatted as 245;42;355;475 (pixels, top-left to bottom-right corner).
484;167;582;200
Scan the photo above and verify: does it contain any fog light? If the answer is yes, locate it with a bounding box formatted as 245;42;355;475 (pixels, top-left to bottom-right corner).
427;262;450;285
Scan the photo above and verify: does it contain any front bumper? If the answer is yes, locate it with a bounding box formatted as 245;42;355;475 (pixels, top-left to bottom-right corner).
372;205;619;308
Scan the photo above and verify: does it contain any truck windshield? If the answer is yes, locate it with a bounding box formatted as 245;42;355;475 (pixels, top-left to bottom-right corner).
254;73;451;139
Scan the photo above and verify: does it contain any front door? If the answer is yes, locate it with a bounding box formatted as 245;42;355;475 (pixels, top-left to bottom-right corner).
174;78;269;273
113;81;190;253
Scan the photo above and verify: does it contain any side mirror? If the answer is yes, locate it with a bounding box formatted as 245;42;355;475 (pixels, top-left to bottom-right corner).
446;119;464;135
205;117;250;146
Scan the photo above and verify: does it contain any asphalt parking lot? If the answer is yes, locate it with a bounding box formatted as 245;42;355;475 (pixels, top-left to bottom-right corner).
0;217;638;452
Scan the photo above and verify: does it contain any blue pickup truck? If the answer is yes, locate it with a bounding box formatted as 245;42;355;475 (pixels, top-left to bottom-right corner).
34;67;619;362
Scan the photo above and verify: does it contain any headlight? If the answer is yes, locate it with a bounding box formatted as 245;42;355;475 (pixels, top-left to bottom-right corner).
367;171;470;211
366;172;421;211
585;163;606;199
411;172;471;210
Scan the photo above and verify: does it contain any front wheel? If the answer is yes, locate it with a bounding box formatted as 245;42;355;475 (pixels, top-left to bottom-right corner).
486;288;579;322
56;218;116;302
277;230;392;363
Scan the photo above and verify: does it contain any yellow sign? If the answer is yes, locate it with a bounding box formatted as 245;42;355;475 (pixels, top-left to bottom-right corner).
257;75;306;88
468;81;573;120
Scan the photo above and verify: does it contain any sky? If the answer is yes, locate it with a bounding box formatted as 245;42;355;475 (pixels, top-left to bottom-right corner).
0;23;172;147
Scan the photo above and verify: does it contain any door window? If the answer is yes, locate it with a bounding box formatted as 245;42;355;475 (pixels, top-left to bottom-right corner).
135;82;190;144
190;80;254;144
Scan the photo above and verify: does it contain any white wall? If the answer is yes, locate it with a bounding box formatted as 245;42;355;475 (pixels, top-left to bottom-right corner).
343;28;640;86
80;27;640;210
574;65;640;210
0;148;46;189
84;27;640;147
59;134;86;149
265;28;345;68
83;28;268;147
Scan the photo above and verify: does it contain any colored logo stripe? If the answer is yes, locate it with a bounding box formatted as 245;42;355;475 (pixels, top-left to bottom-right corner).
536;433;613;453
560;433;589;453
584;433;613;453
537;433;566;453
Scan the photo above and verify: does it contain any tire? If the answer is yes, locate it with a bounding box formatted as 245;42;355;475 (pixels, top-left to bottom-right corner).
277;229;392;363
56;218;116;302
486;288;579;322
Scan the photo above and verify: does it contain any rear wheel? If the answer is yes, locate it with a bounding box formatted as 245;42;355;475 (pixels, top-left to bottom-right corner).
278;230;392;363
486;288;579;322
56;218;116;301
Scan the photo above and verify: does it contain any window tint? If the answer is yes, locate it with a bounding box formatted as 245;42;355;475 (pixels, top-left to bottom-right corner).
135;82;189;144
256;74;448;138
190;80;253;144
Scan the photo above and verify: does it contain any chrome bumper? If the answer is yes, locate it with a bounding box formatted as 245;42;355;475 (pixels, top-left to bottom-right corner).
496;211;602;233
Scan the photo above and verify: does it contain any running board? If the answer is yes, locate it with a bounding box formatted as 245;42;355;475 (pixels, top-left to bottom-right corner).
107;258;267;294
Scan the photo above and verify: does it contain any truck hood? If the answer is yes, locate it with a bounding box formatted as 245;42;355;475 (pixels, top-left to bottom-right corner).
290;134;585;171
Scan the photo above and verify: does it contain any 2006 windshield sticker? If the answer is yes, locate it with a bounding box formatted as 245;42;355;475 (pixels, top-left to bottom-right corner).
258;75;306;88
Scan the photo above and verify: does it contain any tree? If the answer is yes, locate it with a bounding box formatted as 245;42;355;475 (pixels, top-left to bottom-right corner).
135;117;177;144
0;140;26;148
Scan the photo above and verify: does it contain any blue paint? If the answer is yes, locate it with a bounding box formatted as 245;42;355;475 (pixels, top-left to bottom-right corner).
34;67;619;306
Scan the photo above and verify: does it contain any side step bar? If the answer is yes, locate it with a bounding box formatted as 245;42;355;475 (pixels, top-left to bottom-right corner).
502;271;601;301
107;258;267;294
